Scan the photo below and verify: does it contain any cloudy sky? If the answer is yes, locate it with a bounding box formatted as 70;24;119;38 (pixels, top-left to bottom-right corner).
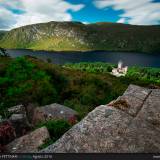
0;0;160;30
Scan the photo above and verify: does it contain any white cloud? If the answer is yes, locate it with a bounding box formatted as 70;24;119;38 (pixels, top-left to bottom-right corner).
0;8;17;30
82;21;89;24
93;0;160;25
0;0;85;30
0;0;23;10
117;18;126;23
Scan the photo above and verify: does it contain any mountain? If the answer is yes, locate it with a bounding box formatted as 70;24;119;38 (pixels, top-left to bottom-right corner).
0;21;160;53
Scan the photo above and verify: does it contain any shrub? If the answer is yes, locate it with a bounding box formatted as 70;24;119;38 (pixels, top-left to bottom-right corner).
35;120;72;142
64;62;115;74
0;57;128;120
0;48;9;57
126;66;160;84
0;57;57;117
0;121;16;149
46;58;52;63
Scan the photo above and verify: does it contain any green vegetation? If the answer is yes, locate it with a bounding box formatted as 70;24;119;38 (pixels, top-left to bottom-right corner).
126;66;160;84
0;31;6;40
1;55;159;149
35;120;72;149
1;56;159;120
0;47;9;57
35;120;72;144
0;57;127;119
30;37;91;51
64;62;115;73
65;62;160;86
0;57;57;116
0;21;160;53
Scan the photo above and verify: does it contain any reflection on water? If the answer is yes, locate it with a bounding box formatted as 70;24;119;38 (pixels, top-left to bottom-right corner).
7;49;160;67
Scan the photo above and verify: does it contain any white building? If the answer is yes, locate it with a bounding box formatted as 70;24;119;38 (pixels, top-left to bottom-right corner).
111;61;128;77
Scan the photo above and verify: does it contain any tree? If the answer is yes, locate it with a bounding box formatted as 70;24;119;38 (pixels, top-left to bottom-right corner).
0;47;9;57
0;57;57;113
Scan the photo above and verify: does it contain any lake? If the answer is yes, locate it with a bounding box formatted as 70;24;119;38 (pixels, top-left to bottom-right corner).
7;49;160;67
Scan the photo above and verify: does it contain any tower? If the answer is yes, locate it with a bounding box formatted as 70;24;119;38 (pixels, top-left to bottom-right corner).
118;61;123;69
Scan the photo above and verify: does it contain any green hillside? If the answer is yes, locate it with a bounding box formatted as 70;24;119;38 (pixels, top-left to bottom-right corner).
0;31;7;40
0;21;160;53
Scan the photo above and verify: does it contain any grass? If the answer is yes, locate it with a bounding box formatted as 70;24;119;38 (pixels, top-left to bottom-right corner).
30;37;91;51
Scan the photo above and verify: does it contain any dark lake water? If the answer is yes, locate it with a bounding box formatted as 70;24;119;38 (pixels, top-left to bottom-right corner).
7;49;160;67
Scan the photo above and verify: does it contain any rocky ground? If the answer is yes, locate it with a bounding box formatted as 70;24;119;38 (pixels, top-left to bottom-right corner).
1;84;160;153
41;85;160;153
0;103;77;153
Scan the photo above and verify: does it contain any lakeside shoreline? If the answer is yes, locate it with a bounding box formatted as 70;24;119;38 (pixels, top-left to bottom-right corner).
6;49;160;68
5;48;160;54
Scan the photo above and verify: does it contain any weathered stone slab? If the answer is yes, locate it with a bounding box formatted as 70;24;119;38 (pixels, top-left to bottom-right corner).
25;103;37;123
123;84;150;101
117;88;160;153
32;103;78;125
115;87;160;153
9;114;31;137
41;105;132;153
117;119;160;153
108;84;151;117
6;127;50;153
113;95;144;117
136;90;160;131
8;105;25;114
